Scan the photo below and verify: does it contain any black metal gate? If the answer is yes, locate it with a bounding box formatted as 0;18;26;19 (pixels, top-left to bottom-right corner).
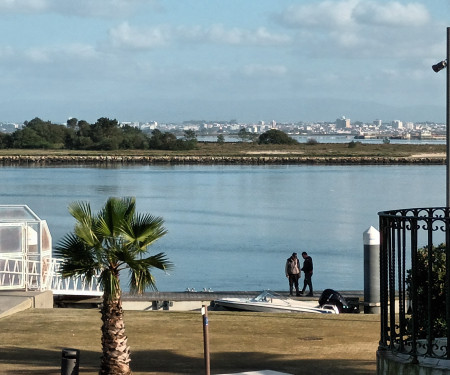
378;207;450;361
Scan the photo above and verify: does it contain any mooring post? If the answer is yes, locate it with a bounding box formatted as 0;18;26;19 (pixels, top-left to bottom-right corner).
363;226;380;314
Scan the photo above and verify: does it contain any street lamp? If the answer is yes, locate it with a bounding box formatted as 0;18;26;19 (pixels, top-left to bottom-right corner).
432;27;450;207
432;60;447;73
432;28;450;357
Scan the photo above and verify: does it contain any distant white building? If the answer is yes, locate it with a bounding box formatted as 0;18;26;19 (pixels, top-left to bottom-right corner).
336;116;351;129
392;120;403;129
373;119;382;127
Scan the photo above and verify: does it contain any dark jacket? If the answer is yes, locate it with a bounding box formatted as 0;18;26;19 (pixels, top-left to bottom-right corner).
302;256;313;274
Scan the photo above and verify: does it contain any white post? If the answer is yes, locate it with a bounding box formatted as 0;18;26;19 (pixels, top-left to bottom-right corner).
363;226;380;314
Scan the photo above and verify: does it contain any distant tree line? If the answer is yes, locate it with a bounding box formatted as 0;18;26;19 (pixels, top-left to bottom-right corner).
0;117;299;150
0;117;198;151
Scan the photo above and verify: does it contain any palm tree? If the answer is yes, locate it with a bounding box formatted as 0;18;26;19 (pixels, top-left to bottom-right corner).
55;197;172;375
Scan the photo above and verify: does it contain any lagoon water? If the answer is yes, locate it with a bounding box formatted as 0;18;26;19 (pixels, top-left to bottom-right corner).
0;164;445;292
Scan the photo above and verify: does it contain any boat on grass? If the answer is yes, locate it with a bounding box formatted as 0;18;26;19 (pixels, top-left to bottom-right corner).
213;290;342;314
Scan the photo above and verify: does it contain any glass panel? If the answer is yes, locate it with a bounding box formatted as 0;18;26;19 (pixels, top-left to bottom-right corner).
0;226;22;253
26;224;39;254
0;206;39;221
41;221;52;254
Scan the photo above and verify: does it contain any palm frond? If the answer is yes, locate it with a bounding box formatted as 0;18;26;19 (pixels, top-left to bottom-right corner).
123;252;172;294
73;221;98;247
100;197;136;237
68;201;92;226
59;196;172;300
54;233;100;280
127;252;174;273
120;213;167;249
129;268;157;294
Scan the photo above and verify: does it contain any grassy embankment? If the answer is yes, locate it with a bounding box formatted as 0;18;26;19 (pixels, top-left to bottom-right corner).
0;308;379;375
0;141;445;159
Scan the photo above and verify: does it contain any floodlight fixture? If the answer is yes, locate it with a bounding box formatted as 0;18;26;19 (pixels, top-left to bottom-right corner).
432;59;447;73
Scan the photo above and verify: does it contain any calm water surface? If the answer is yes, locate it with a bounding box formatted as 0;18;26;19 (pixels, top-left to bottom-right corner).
0;164;445;292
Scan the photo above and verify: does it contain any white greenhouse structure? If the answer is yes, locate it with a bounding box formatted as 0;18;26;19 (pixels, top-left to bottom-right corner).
0;205;102;295
0;205;52;291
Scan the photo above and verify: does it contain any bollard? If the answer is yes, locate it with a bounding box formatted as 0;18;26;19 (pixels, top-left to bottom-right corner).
363;226;380;314
61;348;80;375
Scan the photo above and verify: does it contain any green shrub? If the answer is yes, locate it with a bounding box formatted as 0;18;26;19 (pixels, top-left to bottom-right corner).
258;129;298;145
406;243;447;338
348;141;361;148
306;138;318;145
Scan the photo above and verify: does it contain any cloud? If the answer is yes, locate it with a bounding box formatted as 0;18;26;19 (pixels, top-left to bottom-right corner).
109;22;169;50
200;25;290;46
277;0;430;28
242;64;287;77
275;0;440;59
108;23;291;50
20;43;98;63
353;1;430;27
0;0;47;13
277;0;358;29
0;0;157;17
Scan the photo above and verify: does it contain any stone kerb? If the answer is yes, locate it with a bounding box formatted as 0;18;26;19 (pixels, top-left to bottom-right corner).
0;155;445;165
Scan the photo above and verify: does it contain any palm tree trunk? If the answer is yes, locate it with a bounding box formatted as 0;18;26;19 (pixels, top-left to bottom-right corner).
99;291;132;375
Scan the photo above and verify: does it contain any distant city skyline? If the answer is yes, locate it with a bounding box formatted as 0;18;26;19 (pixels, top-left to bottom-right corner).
0;0;449;124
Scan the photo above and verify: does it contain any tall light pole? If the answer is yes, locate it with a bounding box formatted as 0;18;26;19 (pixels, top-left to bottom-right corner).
432;27;450;206
433;28;450;355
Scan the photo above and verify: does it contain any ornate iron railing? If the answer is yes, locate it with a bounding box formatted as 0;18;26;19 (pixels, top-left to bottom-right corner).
378;207;450;361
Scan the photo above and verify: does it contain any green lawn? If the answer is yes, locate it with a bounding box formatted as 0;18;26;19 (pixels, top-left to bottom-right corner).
0;308;379;375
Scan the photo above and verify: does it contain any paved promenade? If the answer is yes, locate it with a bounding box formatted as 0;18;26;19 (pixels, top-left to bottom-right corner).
0;289;364;316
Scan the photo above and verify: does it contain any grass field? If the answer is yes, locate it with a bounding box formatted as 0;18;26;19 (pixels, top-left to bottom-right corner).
0;308;380;375
0;142;445;159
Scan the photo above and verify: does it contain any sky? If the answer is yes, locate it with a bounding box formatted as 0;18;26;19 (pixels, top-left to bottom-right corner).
1;0;450;124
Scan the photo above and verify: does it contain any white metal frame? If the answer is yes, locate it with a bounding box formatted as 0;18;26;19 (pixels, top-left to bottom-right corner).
0;205;103;297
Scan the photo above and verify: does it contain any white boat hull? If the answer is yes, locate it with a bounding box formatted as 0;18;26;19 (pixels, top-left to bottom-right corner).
214;291;339;314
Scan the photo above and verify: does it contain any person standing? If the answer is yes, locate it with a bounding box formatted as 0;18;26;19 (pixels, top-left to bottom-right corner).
285;252;301;296
300;251;313;296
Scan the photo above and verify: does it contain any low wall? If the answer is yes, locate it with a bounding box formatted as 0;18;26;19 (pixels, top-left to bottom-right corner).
377;350;450;374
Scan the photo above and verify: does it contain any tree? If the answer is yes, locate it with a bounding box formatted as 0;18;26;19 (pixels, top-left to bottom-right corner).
90;117;122;150
258;129;299;145
55;197;172;374
183;129;197;148
217;134;225;144
237;127;252;142
12;118;72;149
67;118;78;129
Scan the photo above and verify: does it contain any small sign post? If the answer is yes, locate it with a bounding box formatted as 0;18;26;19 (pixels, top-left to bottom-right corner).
202;305;210;375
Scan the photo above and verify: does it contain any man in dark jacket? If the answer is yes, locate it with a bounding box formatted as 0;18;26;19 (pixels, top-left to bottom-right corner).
300;251;313;296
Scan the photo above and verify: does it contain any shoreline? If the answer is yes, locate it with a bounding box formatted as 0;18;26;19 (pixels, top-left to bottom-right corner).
0;154;445;165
